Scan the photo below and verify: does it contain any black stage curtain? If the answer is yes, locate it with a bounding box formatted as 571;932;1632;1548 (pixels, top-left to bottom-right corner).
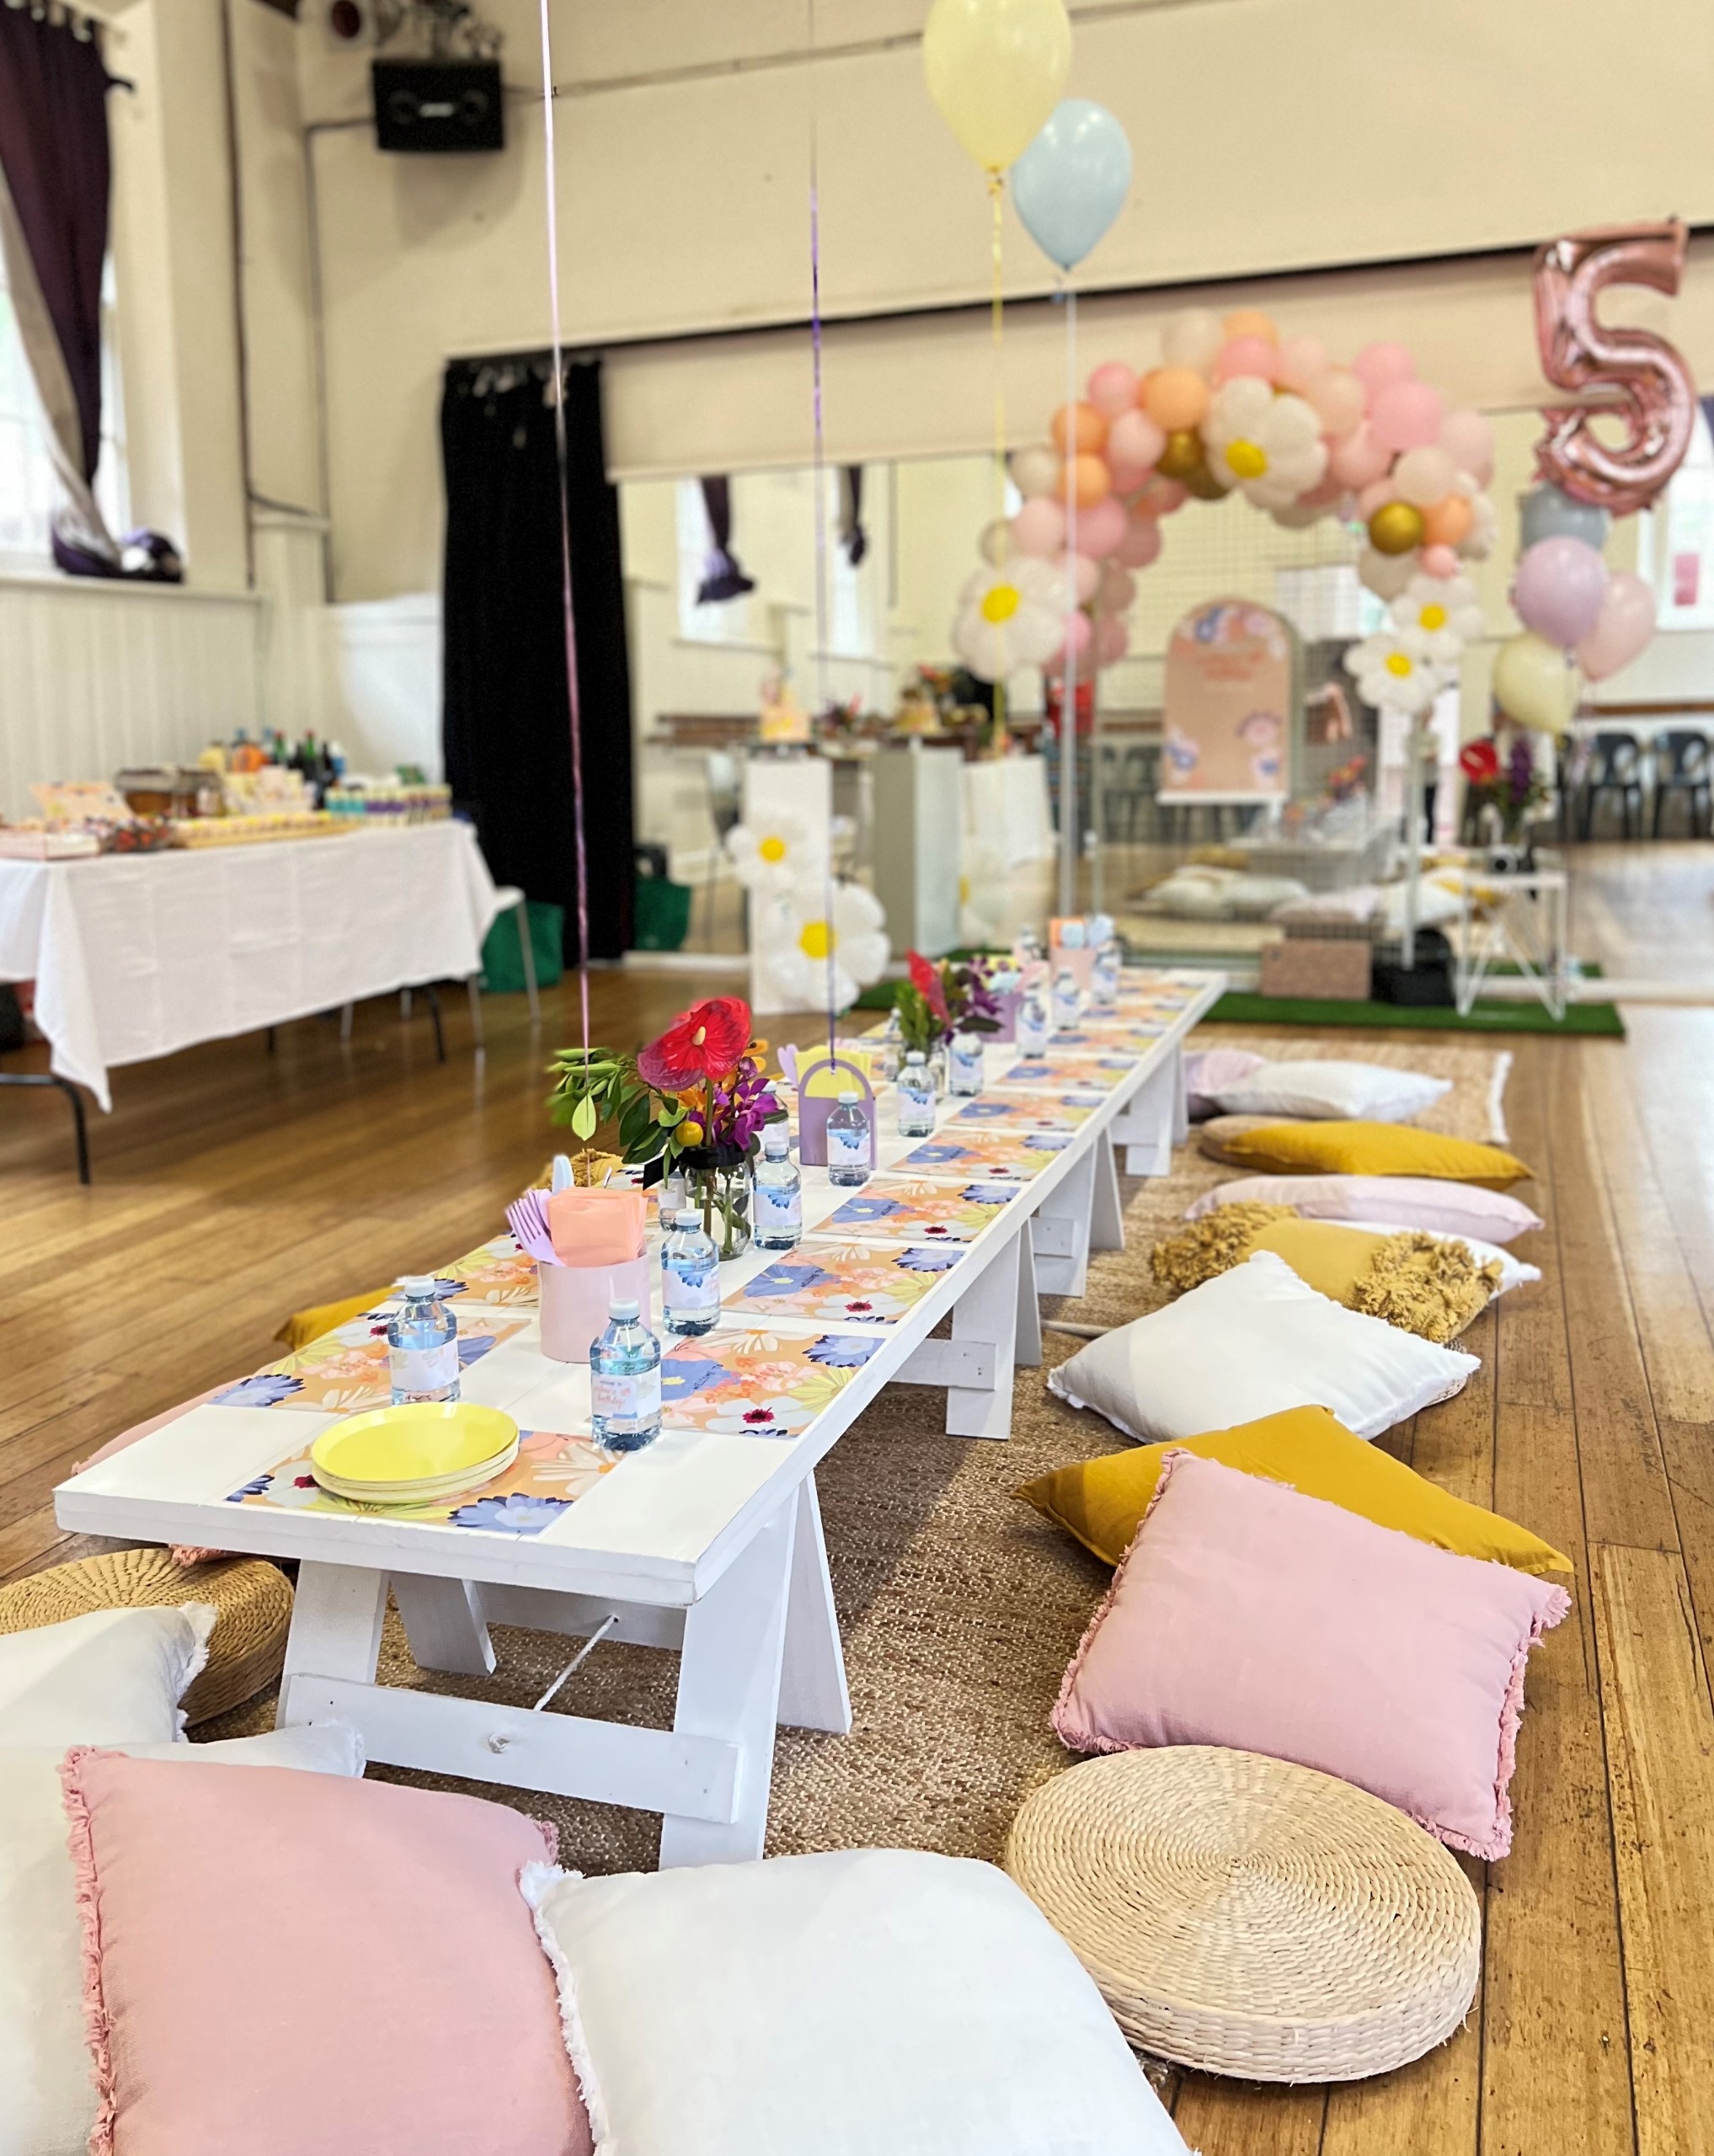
441;355;633;962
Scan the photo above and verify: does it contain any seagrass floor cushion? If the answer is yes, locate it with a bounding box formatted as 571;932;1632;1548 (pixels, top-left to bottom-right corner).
1004;1747;1481;2082
0;1550;291;1724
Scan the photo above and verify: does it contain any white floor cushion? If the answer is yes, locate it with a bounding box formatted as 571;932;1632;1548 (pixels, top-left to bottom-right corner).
0;1604;215;1749
1048;1251;1478;1444
522;1848;1187;2156
0;1724;363;2156
1210;1059;1451;1123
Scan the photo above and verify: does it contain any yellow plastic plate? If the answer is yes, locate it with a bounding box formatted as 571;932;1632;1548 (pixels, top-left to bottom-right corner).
310;1402;520;1488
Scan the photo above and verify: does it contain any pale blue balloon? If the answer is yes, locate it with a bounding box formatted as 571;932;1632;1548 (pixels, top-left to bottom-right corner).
1519;482;1610;554
1012;100;1132;273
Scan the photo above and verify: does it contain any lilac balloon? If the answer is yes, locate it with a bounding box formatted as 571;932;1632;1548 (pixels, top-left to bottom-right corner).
1512;536;1610;650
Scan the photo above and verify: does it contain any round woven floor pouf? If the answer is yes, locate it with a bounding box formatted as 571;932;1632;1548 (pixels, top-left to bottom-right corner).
1004;1748;1481;2083
0;1549;292;1725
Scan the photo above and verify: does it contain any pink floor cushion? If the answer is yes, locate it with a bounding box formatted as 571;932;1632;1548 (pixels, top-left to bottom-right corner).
60;1749;592;2156
1052;1453;1569;1860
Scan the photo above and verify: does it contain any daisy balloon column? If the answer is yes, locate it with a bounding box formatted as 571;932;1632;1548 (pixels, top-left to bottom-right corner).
729;750;834;1019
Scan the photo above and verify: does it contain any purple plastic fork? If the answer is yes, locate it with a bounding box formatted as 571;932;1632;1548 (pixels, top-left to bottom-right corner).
505;1189;560;1266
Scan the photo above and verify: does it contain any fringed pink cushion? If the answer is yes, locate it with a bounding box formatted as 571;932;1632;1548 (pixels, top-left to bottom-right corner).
59;1749;592;2156
1052;1452;1568;1860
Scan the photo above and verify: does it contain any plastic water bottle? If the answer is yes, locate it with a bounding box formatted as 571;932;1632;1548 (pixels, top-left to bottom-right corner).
388;1277;458;1406
826;1090;873;1187
948;1030;985;1097
877;1007;904;1082
1017;988;1050;1059
1092;932;1122;1001
897;1050;937;1137
590;1297;661;1453
1052;965;1081;1030
662;1209;720;1337
752;1124;803;1251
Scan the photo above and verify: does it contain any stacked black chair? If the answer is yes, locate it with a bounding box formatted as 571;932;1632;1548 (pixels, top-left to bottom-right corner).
1578;731;1645;841
1651;729;1712;838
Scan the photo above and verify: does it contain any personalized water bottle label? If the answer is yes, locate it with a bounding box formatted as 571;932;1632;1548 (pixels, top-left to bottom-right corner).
829;1126;869;1170
949;1043;984;1093
592;1368;661;1424
664;1261;719;1313
754;1184;802;1230
389;1342;457;1395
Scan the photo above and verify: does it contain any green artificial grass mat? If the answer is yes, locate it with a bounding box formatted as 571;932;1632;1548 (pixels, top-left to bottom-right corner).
1202;990;1625;1038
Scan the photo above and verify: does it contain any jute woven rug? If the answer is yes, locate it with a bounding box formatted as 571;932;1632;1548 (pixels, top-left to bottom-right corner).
206;1037;1512;1874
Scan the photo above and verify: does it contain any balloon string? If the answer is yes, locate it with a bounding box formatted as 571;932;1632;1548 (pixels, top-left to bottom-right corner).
537;0;590;1063
1060;279;1077;921
808;0;836;1062
988;171;1008;746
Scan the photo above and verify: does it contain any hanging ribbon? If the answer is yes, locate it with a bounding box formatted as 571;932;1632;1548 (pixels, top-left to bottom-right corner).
808;0;837;1059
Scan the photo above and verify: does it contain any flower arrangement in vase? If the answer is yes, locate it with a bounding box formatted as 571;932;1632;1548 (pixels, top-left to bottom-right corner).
548;995;782;1260
891;951;1004;1070
1460;735;1546;853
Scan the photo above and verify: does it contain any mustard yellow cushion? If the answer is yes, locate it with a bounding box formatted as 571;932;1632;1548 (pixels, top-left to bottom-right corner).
1017;1404;1571;1576
275;1288;391;1352
1212;1119;1534;1188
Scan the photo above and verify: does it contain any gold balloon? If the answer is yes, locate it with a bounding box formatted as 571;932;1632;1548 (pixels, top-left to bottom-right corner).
1156;429;1205;480
1368;500;1426;556
1182;460;1230;501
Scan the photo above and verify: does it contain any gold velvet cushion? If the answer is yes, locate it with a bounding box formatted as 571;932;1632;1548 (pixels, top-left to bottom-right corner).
1151;1207;1502;1343
1017;1405;1571;1577
1199;1118;1534;1189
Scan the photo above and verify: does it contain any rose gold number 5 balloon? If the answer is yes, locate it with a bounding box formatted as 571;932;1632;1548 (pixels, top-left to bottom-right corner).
1533;220;1697;516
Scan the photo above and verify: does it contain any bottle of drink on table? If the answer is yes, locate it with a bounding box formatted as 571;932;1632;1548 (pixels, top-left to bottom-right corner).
752;1123;803;1251
662;1209;720;1337
1052;966;1081;1030
1016;989;1049;1059
896;1050;937;1137
590;1297;661;1452
826;1090;873;1187
948;1030;984;1097
388;1277;459;1406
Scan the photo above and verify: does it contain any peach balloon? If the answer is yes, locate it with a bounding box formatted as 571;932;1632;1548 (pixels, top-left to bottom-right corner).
1370;379;1445;454
1438;408;1495;488
1133;476;1188;519
1051;401;1108;456
1327;424;1391;490
1357;478;1396;520
1222;308;1278;344
1140;366;1209;431
1352;341;1416;396
1107;408;1165;472
1214;336;1279;384
1099;565;1137;611
1392;444;1455;508
1093;614;1130;666
1053;550;1103;604
1307;368;1366;437
1074;495;1129;557
1085;363;1139;420
1300;470;1346;509
1420;544;1461;579
1060;453;1113;509
1161;309;1223;371
1010;495;1066;558
1420;494;1474;548
1114;515;1161;568
1275;335;1328;392
1105;463;1151;498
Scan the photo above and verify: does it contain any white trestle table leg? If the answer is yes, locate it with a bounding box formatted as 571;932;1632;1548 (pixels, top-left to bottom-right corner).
275;1562;387;1728
1171;1043;1189;1144
392;1573;497;1676
1030;1145;1097;1299
1013;1214;1043;1367
1110;1055;1178;1177
1088;1132;1125;1253
659;1495;798;1868
777;1474;852;1735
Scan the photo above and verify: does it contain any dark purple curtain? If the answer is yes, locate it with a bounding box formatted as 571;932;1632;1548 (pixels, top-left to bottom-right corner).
0;9;112;484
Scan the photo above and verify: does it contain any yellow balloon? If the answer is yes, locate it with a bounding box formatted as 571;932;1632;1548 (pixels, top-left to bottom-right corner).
1367;500;1426;556
922;0;1072;173
1492;632;1577;732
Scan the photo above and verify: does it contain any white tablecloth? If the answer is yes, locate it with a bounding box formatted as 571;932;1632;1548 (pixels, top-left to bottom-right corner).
961;755;1055;867
0;822;501;1110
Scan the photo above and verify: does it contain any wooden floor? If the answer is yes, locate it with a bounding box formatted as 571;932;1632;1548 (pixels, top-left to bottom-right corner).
4;971;1714;2155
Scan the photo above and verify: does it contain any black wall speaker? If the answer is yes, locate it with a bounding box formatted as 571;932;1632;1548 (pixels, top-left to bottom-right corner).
371;59;504;152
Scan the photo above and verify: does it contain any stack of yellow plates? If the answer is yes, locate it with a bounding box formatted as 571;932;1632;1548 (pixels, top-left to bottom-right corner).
309;1403;520;1505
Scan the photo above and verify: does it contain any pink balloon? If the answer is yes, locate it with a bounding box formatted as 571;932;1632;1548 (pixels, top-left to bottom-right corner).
1044;611;1094;672
1420;544;1461;579
1392;444;1455;507
1513;536;1610;648
1438;408;1495;488
1086;362;1140;419
1275;335;1327;392
1573;569;1656;680
1307;368;1366;437
1352;341;1416;397
1093;615;1130;666
1328;424;1391;490
1053;550;1103;604
1106;464;1153;499
1133;475;1188;519
1214;336;1279;383
1099;565;1137;611
1370;379;1445;453
1356;478;1396;519
1010;495;1065;558
1113;514;1163;568
1071;495;1129;558
1107;408;1165;473
1300;468;1345;509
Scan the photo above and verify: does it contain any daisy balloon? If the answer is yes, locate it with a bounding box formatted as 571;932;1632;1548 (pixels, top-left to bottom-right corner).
951;558;1069;683
1388;573;1483;666
1204;379;1327;510
725;809;824;892
764;878;891;1011
1348;631;1445;718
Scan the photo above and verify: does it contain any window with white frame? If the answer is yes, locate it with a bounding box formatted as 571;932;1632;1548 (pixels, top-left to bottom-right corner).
1635;403;1714;630
0;249;127;567
675;478;756;645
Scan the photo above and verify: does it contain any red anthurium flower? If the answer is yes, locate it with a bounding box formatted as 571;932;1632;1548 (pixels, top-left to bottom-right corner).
1459;739;1501;785
907;951;950;1026
638;996;753;1091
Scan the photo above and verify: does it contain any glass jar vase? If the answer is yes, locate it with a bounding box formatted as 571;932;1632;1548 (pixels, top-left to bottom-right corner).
678;1145;753;1262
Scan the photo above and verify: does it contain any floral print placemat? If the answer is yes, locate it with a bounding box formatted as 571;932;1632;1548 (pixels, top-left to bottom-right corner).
821;1175;1023;1244
660;1327;885;1438
895;1130;1074;1180
226;1428;611;1535
949;1094;1104;1133
211;1309;530;1417
721;1240;967;1326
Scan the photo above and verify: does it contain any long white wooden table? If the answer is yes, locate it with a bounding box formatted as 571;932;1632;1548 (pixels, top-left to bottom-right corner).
56;968;1221;1866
